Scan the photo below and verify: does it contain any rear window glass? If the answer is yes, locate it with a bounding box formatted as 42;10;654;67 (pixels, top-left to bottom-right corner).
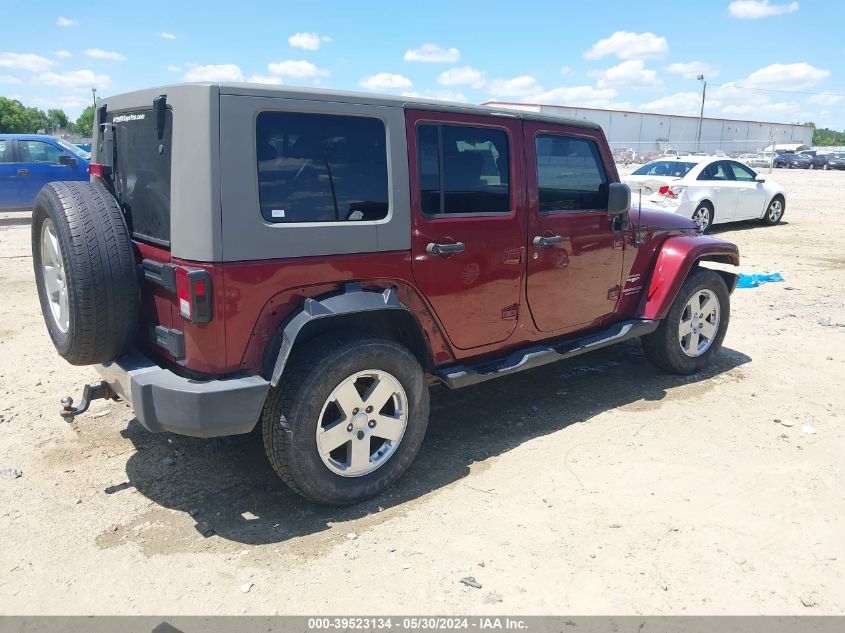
105;108;173;246
632;161;696;178
417;123;510;215
256;111;389;223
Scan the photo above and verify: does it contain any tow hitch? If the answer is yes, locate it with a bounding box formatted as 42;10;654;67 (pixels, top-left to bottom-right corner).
60;381;119;422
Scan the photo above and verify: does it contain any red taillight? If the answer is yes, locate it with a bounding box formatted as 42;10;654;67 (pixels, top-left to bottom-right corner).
175;267;212;323
88;163;106;177
658;185;670;196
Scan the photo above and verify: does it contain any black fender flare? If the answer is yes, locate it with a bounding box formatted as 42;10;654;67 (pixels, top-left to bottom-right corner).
268;283;416;387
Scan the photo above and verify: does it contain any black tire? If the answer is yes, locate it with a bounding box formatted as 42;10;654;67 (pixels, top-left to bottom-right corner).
693;201;714;234
31;181;139;365
261;333;430;505
823;163;830;171
760;194;785;226
641;268;730;375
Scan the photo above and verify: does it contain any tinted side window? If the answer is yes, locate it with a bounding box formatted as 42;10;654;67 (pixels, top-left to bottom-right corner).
416;123;510;215
698;161;731;181
19;140;63;165
730;161;757;181
256;112;389;223
535;134;608;212
0;140;11;163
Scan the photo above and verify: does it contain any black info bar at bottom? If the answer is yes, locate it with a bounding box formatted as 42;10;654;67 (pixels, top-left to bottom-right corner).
0;617;843;633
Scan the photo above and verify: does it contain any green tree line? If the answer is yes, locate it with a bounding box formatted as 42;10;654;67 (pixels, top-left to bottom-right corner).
0;97;94;136
812;127;845;146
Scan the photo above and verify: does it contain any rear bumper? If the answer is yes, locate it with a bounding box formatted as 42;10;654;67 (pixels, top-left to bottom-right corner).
96;349;270;437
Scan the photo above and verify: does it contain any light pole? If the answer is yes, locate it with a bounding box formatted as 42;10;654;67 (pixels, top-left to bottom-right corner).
91;87;96;110
696;74;707;153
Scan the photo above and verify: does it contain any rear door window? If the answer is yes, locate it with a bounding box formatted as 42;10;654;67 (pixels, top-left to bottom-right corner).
416;123;510;216
698;161;732;181
0;140;12;162
534;134;608;212
256;111;389;223
104;108;173;246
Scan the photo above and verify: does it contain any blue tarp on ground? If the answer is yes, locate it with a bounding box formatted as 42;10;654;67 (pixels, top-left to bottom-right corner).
736;273;785;288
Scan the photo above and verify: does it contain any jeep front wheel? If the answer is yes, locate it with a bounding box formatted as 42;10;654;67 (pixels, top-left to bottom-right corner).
261;333;429;505
641;268;730;375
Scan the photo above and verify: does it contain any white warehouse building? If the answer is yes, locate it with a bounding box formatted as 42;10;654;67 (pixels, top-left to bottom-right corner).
485;101;813;155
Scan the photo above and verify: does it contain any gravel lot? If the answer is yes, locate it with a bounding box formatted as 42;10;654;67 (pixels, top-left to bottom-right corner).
0;168;843;615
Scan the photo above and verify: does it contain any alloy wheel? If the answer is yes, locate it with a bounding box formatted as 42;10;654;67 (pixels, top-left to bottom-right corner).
767;199;783;223
40;219;69;333
315;369;408;477
693;206;711;232
678;289;720;357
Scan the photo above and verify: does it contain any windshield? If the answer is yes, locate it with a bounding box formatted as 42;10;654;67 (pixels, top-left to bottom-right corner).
56;137;91;160
631;161;696;178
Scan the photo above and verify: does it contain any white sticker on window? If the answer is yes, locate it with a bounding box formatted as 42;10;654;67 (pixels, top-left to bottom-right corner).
271;209;285;218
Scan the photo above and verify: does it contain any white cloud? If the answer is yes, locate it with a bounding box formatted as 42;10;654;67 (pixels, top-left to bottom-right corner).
728;0;799;19
807;93;844;107
360;72;413;91
267;59;329;79
288;32;332;50
0;74;22;84
84;49;127;61
402;90;469;103
560;66;571;75
640;92;702;115
583;31;668;60
0;52;55;72
488;75;542;97
165;64;181;72
54;50;73;59
159;32;176;40
739;62;828;90
183;64;244;82
438;66;485;89
32;94;92;110
665;61;719;79
721;104;755;115
404;43;460;63
527;85;626;109
592;60;662;88
56;16;78;27
35;69;111;89
248;74;283;85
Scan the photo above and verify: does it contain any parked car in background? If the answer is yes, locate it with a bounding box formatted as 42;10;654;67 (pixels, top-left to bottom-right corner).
625;157;786;233
797;150;817;159
0;134;90;210
740;153;771;169
772;152;811;169
612;147;638;164
809;153;845;170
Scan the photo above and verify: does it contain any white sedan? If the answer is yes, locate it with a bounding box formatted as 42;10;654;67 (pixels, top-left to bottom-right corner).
624;157;786;233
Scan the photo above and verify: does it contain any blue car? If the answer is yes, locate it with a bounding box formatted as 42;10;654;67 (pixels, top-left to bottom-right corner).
0;134;91;210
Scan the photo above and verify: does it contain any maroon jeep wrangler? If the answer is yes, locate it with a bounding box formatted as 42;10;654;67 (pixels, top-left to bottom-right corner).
32;83;739;504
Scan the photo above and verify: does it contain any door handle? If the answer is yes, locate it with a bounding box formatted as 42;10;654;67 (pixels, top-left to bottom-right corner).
426;242;465;255
533;235;563;248
17;169;29;176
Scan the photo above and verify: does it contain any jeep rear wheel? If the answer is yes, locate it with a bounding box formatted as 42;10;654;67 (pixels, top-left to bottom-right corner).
261;333;429;505
641;268;730;375
32;182;139;365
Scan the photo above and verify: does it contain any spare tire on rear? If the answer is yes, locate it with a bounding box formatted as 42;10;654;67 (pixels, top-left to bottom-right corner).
32;181;139;366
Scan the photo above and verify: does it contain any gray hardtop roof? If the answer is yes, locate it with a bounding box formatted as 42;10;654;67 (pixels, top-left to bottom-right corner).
102;82;601;131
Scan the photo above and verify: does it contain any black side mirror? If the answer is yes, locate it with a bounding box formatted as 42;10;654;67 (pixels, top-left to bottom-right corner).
607;182;631;216
59;155;77;168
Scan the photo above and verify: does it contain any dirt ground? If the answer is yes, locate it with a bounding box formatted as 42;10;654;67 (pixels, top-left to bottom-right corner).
0;168;843;615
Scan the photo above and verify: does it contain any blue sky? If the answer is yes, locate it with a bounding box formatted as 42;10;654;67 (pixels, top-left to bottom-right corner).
2;0;844;128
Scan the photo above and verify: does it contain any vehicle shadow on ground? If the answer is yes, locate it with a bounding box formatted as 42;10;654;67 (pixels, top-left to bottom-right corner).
118;341;750;545
709;220;789;235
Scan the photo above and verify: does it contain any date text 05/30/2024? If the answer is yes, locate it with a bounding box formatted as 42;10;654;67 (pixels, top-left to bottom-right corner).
307;618;528;630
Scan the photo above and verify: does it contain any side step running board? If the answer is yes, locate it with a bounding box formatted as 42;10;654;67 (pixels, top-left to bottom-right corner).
435;319;659;389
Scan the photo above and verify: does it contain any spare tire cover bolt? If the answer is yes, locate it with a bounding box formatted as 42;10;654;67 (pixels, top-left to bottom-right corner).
356;430;365;440
368;420;376;428
347;423;353;432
